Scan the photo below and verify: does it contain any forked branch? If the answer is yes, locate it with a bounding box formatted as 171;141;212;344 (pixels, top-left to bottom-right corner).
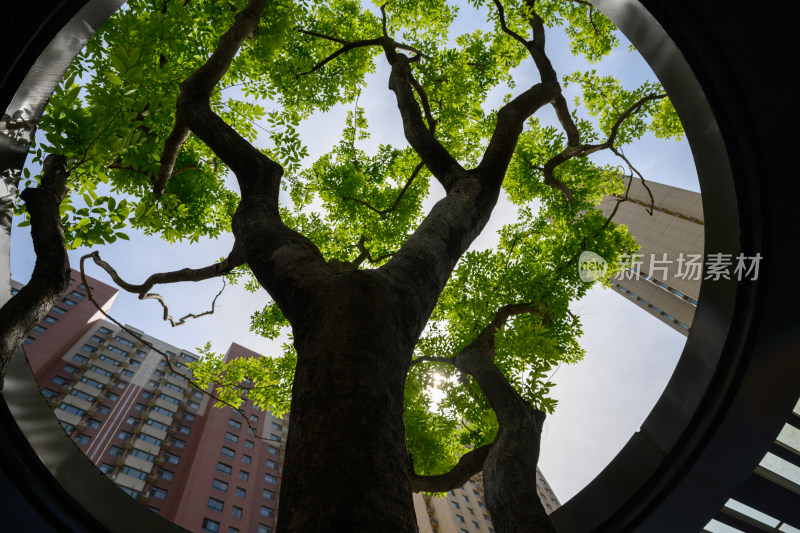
410;444;493;492
84;246;242;326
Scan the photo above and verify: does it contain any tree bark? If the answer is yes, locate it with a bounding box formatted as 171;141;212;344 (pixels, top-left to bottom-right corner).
0;154;71;387
453;345;556;533
277;269;418;532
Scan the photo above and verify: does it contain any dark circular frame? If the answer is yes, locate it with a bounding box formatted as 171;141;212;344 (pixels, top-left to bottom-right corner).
1;1;797;532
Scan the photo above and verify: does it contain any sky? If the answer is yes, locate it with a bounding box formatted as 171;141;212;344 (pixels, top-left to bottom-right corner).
9;2;699;504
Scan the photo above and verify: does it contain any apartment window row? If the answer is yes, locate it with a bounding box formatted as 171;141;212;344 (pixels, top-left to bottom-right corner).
114;336;135;347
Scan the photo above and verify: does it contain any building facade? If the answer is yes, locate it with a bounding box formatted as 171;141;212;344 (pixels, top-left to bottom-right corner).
413;469;561;533
599;178;704;335
14;272;285;533
15;269;560;532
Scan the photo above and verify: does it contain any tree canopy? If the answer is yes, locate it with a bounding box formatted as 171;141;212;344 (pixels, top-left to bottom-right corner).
11;0;684;530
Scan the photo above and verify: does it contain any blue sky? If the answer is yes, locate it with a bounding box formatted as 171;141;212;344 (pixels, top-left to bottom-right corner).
10;2;698;503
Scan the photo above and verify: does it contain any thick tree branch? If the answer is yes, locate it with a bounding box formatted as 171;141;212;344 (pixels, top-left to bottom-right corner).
409;444;493;492
382;40;465;189
0;155;71;384
477;82;555;179
167;0;329;321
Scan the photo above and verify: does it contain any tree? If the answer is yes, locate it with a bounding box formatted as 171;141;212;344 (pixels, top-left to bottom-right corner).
3;0;683;531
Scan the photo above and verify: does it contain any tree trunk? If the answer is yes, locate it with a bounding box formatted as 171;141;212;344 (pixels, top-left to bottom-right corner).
455;346;555;533
276;269;418;532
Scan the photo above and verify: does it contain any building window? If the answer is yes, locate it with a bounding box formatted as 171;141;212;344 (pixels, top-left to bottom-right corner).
152;405;175;418
224;432;239;443
473;521;479;528
126;416;140;426
212;479;228;493
228;419;242;430
138;433;163;446
121;369;134;378
61;298;77;307
52;306;68;315
98;464;114;476
221;446;235;458
60;421;75;433
80;376;104;389
89;365;113;378
244;440;254;449
119;486;138;498
268;446;279;455
52;375;69;386
451;502;461;509
271;421;282;431
177;424;190;434
257;526;272;533
81;344;97;353
462;495;469;502
264;474;277;485
228;528;239;533
114;336;135;347
97;405;110;414
217;463;232;475
242;455;252;465
69;290;85;299
98;354;121;366
24;336;34;344
159;469;174;481
266;460;278;469
160;393;180;405
117;430;132;440
146;418;169;431
44;315;57;324
63;364;79;373
269;433;280;441
58;403;85;417
183;413;195;422
150;487;167;500
33;324;47;333
207;498;224;512
108;446;123;456
187;400;200;410
231;506;243;519
87;418;101;429
41;388;57;399
201;518;220;533
165;453;180;464
129;448;157;462
75;434;91;445
133;403;146;412
72;354;89;364
121;465;148;480
173;439;185;449
249;414;259;424
262;489;276;500
238;470;249;481
456;515;465;523
235;487;246;498
165;382;185;394
260;506;274;518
